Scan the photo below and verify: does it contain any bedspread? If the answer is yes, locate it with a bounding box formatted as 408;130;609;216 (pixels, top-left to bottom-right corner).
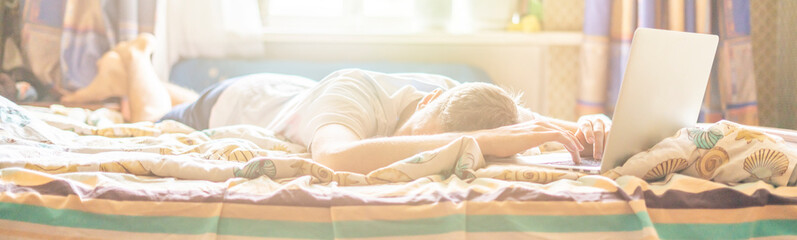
607;121;797;187
1;97;797;239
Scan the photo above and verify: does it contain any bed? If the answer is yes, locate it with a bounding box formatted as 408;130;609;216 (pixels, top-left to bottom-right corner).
1;90;797;239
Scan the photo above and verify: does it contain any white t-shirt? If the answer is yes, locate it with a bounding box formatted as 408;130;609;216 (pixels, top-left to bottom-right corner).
208;69;459;149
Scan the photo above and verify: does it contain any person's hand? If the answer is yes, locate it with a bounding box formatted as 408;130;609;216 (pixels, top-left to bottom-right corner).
476;120;585;164
574;114;612;160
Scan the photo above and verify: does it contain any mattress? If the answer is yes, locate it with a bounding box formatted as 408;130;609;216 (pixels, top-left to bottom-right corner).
1;99;796;239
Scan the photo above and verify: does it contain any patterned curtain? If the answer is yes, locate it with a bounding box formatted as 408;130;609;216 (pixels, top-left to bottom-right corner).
579;0;758;125
750;0;797;130
17;0;157;95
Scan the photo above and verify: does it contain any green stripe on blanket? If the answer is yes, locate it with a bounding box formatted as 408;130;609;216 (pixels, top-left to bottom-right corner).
4;201;797;239
0;201;331;239
1;201;650;238
0;202;217;235
466;212;653;233
655;220;797;239
217;218;332;238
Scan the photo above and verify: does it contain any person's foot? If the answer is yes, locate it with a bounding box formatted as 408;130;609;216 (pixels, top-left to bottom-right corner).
112;33;156;65
60;50;128;103
116;33;173;123
61;33;161;123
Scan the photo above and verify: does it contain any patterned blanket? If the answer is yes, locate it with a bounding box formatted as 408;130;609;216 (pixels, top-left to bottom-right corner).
606;121;797;186
1;96;583;186
1;96;797;239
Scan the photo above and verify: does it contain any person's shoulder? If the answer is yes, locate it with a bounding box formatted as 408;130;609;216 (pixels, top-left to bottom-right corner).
224;73;316;90
323;69;372;81
237;72;315;83
392;73;460;90
318;69;383;91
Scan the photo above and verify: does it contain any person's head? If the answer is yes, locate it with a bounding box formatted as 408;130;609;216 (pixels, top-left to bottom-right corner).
394;82;520;136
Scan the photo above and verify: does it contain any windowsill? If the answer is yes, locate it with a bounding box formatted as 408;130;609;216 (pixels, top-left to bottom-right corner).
260;30;583;46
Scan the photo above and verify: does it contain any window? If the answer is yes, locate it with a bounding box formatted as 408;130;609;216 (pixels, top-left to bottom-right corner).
259;0;416;33
268;0;344;17
257;0;519;34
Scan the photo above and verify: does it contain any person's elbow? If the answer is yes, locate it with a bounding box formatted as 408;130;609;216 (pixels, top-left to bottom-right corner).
312;150;341;169
311;124;367;173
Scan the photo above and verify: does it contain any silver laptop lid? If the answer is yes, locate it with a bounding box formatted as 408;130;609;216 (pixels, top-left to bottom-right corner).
600;28;719;173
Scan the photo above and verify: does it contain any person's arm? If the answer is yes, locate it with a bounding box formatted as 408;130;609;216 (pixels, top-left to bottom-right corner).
312;121;584;174
312;124;474;174
536;114;610;160
518;106;611;160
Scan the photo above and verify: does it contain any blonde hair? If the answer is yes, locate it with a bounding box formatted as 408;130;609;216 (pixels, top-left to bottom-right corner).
426;82;520;132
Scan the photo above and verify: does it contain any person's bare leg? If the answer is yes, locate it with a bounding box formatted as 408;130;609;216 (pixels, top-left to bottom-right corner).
162;82;199;107
113;34;172;122
60;51;128;103
62;33;196;122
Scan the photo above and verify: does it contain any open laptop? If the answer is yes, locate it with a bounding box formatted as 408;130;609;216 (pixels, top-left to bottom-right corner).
492;28;719;174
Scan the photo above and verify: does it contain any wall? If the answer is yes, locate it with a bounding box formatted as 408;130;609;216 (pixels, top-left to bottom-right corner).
539;0;584;121
259;32;582;115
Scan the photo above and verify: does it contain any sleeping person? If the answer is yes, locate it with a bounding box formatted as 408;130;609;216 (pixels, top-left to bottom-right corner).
61;34;610;174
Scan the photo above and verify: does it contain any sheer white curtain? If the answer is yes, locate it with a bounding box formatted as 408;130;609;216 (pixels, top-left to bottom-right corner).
152;0;265;81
